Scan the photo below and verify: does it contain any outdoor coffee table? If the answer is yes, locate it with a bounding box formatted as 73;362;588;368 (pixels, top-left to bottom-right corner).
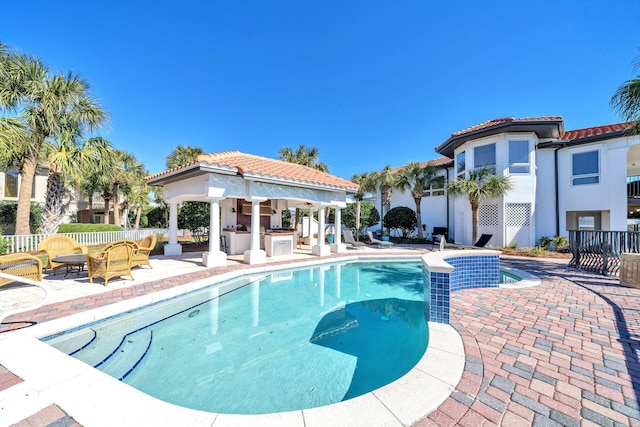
52;254;88;278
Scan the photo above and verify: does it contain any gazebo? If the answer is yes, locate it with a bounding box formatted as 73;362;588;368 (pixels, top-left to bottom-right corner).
145;150;359;267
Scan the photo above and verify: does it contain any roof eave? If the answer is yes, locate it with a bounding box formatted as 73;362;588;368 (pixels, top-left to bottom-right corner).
436;120;564;158
243;173;359;194
145;163;238;186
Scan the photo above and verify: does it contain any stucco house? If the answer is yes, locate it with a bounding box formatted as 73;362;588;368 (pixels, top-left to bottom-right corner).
376;116;640;247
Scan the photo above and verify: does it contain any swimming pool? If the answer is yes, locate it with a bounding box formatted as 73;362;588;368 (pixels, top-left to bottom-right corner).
46;261;429;414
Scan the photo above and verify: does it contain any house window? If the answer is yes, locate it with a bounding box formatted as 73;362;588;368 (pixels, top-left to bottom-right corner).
423;179;445;197
474;143;496;172
572;150;599;185
456;151;465;179
508;140;530;174
4;173;18;197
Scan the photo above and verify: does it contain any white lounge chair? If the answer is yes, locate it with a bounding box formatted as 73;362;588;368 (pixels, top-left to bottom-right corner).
343;230;366;249
367;231;394;248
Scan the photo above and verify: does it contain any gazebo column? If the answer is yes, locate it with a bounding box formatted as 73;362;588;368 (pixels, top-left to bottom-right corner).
312;205;330;256
331;206;346;253
244;198;267;265
164;202;182;256
203;198;227;267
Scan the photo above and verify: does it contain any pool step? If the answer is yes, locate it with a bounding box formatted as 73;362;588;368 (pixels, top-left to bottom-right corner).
47;328;97;356
60;328;129;368
96;329;153;380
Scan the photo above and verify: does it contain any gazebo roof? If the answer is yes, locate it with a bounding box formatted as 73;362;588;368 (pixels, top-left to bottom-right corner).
146;150;359;193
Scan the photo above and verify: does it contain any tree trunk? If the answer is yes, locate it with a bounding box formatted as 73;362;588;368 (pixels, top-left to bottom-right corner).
134;206;142;229
103;197;111;224
113;183;120;226
88;195;94;223
355;200;361;241
15;154;39;235
40;169;66;235
414;196;423;239
471;202;479;244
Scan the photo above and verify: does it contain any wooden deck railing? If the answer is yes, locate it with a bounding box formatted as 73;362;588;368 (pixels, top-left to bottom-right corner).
2;228;169;254
568;230;640;276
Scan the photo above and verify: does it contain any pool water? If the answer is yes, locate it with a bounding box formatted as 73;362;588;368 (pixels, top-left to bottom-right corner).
46;261;428;414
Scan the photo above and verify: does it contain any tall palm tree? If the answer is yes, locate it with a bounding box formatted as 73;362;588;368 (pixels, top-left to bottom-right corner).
166;144;205;169
610;52;640;132
80;171;111;224
394;162;443;239
371;165;396;233
0;49;106;234
278;144;329;172
109;150;145;227
278;144;329;229
40;135;113;234
447;168;512;244
351;171;377;240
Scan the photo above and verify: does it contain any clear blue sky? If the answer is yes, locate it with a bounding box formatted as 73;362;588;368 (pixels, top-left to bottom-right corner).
2;1;639;180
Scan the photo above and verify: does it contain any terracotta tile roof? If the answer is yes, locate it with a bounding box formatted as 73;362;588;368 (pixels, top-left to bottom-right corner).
391;157;453;172
146;150;359;192
559;122;633;141
451;116;564;137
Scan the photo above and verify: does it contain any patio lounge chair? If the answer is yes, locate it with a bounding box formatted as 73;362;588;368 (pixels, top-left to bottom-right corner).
473;234;493;248
0;253;43;287
38;235;88;275
367;231;394;248
87;240;136;286
132;235;157;269
343;230;366;249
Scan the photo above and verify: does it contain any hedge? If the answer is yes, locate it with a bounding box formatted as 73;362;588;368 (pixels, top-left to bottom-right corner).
57;224;123;233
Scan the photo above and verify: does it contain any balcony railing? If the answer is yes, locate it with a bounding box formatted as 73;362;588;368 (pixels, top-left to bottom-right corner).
568;230;640;276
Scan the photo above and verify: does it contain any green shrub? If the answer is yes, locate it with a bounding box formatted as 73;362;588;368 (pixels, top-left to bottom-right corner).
383;206;417;238
0;201;43;233
533;246;545;255
539;235;569;251
178;201;210;244
0;230;8;255
57;223;122;233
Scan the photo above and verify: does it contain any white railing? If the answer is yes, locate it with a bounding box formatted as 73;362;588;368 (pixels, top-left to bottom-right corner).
2;228;169;254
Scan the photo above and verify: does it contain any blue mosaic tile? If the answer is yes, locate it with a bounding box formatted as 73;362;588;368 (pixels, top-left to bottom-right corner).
423;254;500;324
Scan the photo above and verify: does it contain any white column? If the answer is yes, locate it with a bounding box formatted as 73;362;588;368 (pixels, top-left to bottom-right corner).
243;199;267;264
203;198;227;267
164;202;182;256
331;207;346;253
608;146;630;231
312;206;331;256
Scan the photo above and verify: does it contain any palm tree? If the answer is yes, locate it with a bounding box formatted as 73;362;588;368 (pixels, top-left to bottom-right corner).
394;162;443;239
610;52;640;132
166;145;205;169
0;49;106;234
278;144;328;172
371;165;396;233
279;144;329;228
447;168;512;244
351;172;377;240
40;135;113;234
108;150;145;227
80;171;111;224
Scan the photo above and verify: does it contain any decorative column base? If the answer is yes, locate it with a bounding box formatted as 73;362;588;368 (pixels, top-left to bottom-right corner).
202;251;227;268
330;243;347;254
164;244;183;256
312;245;331;256
244;249;267;265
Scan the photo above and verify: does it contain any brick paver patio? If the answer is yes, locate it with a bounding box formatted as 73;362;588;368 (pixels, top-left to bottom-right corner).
2;253;640;426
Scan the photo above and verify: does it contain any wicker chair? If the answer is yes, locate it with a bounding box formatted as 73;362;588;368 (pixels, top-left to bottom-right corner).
0;253;43;287
87;240;136;286
38;235;88;275
131;235;156;269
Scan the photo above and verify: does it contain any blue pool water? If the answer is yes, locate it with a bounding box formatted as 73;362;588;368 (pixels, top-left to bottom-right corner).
47;261;429;414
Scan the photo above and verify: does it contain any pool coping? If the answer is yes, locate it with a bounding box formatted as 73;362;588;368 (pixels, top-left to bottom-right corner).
0;254;465;426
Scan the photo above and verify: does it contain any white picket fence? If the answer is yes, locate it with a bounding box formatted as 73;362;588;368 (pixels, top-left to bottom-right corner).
3;228;169;254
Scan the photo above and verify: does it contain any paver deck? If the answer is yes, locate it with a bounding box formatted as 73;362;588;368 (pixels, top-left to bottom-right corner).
2;250;640;426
